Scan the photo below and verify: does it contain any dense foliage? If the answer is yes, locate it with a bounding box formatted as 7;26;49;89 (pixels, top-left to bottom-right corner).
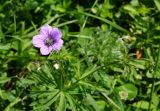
0;0;160;111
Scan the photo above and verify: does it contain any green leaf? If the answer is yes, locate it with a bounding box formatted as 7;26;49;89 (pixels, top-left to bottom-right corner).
79;11;130;34
57;92;66;111
86;94;101;111
21;39;31;51
32;69;55;85
4;98;20;111
65;93;77;111
17;78;35;86
0;43;11;50
129;59;148;70
96;100;106;111
80;66;99;80
31;90;60;110
154;0;160;11
118;84;138;100
131;0;139;6
113;89;125;111
0;77;11;84
152;93;159;107
123;4;138;16
79;81;96;89
100;0;113;18
1;90;16;101
100;92;121;110
132;101;149;109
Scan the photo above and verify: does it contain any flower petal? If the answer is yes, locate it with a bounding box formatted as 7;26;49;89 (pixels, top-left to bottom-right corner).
40;24;53;36
50;28;62;40
32;35;46;48
40;46;52;55
52;39;63;51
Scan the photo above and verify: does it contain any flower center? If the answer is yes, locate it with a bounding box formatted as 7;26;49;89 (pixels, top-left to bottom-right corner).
45;38;54;46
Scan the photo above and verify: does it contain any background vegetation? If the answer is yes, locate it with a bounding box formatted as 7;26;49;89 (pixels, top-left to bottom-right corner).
0;0;160;111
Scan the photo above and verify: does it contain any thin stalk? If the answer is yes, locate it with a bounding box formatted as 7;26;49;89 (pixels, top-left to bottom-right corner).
1;18;76;39
79;11;131;34
4;97;20;111
55;20;78;28
101;92;121;111
81;0;98;30
60;62;65;90
66;61;120;90
67;34;92;39
57;53;65;90
148;44;160;111
46;14;65;25
14;13;16;33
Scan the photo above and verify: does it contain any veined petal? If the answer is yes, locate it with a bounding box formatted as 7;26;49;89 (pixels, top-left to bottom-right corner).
50;28;62;40
52;39;63;51
40;46;52;55
32;35;46;48
32;24;63;55
40;24;53;36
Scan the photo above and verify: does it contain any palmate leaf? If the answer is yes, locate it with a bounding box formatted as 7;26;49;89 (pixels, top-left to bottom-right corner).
112;89;125;111
31;60;61;87
29;88;59;98
65;93;77;111
80;65;99;80
17;78;35;86
79;81;96;88
86;94;101;111
4;97;20;111
128;59;149;70
0;90;16;102
31;89;77;111
32;69;55;85
78;81;120;110
31;90;60;111
56;92;66;111
46;61;63;89
100;92;121;111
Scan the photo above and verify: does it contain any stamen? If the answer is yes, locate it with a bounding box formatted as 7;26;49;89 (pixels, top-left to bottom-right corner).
45;38;54;46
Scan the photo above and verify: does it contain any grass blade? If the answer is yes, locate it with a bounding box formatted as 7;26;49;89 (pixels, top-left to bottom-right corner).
79;11;131;34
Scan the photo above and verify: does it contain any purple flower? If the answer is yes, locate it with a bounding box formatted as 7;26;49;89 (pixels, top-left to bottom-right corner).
32;25;63;55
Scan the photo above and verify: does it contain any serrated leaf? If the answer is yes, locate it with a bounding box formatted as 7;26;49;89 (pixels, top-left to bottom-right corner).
31;90;60;111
